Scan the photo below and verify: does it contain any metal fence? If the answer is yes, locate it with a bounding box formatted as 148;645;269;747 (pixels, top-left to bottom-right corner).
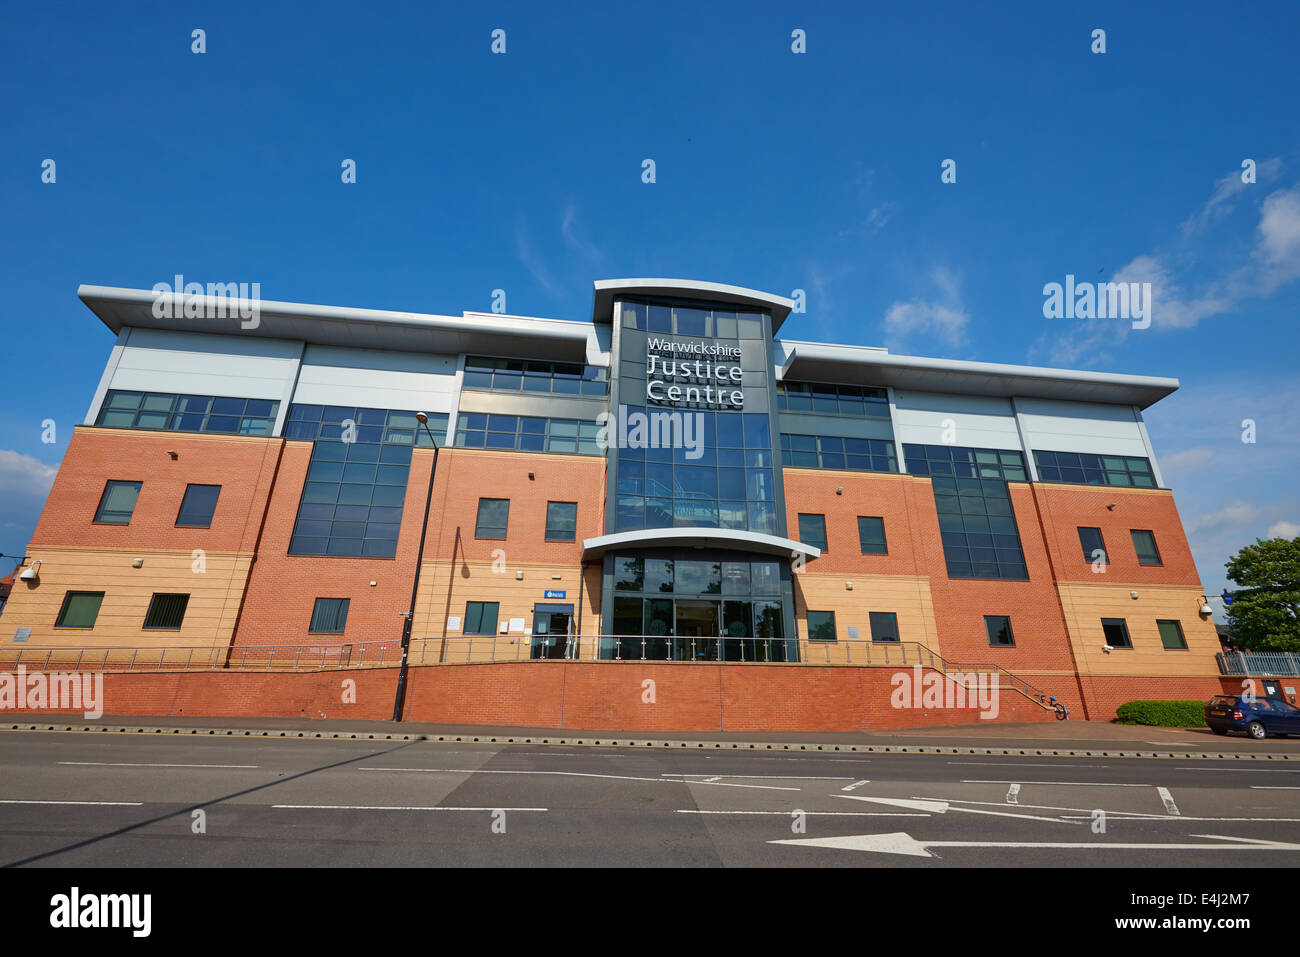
1217;651;1300;677
0;634;1061;709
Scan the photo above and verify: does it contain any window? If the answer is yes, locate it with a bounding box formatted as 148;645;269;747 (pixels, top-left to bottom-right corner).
869;611;900;642
858;516;887;554
96;390;278;436
806;610;837;641
1078;527;1107;565
463;601;500;635
1157;619;1187;650
1033;450;1155;488
455;413;603;455
286;404;424;558
780;434;898;473
1131;529;1162;566
545;501;578;542
475;498;510;539
143;593;189;630
176;484;221;527
777;381;890;418
309;598;350;634
94;480;142;524
462;356;609;396
797;513;828;551
903;444;1028;580
55;591;104;629
1101;618;1132;649
985;615;1015;647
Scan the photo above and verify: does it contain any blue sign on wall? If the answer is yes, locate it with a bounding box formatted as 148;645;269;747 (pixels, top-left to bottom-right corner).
543;590;566;600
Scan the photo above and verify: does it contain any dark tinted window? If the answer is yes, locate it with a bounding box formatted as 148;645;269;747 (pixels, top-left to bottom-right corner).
176;484;221;527
143;593;189;630
858;516;887;554
870;611;900;642
1101;618;1132;648
985;615;1015;647
545;501;578;542
309;598;350;634
1078;527;1106;564
1131;529;1162;566
464;601;500;635
94;480;142;524
475;499;510;539
798;513;828;552
1157;619;1186;650
807;610;837;641
55;592;104;628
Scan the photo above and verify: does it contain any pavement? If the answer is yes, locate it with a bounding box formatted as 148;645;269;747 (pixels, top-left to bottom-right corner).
2;724;1299;867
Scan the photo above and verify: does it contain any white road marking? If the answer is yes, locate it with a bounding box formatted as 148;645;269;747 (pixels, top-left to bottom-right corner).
58;761;259;769
273;804;547;811
1175;767;1300;773
1006;783;1020;805
1062;814;1300;823
836;794;1072;825
661;773;855;781
962;780;1151;787
1252;786;1300;790
676;810;927;816
1156;786;1181;816
771;832;1300;857
359;767;800;791
947;762;1110;768
0;799;143;806
842;780;870;791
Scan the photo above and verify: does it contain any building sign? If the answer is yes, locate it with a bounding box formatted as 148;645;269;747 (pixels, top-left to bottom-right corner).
543;590;566;599
645;336;744;408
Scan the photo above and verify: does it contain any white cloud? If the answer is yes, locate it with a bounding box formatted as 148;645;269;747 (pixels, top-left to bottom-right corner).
560;203;603;263
1159;446;1216;478
1267;520;1300;539
882;266;969;352
0;449;57;542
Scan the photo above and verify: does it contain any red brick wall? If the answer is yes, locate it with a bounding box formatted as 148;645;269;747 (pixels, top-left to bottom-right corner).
32;427;282;553
5;663;1056;731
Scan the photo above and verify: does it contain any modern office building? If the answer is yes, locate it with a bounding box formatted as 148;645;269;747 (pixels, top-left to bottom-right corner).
2;279;1227;718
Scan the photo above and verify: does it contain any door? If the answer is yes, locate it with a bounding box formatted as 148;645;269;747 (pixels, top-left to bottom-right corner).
674;600;720;661
531;604;574;659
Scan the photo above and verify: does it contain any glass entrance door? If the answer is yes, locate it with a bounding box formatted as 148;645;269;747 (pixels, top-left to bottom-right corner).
531;604;573;659
674;600;719;661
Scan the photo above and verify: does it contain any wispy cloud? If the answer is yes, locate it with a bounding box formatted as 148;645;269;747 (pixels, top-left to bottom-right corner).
514;217;567;301
560;202;603;263
0;449;57;544
882;265;969;353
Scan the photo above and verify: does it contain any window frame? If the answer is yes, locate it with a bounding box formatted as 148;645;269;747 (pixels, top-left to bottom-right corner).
93;480;143;525
857;516;888;555
176;483;222;528
984;615;1015;647
1131;529;1163;566
797;513;829;552
308;597;351;635
544;501;578;542
54;591;105;629
1156;619;1187;650
475;498;511;540
1077;526;1107;565
142;593;190;631
806;610;837;642
869;611;901;642
1101;617;1133;649
463;601;500;636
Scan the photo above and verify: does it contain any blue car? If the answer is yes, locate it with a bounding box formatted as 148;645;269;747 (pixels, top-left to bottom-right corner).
1204;694;1300;739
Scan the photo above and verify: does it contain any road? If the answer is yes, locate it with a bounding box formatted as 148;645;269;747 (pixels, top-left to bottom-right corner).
2;729;1298;867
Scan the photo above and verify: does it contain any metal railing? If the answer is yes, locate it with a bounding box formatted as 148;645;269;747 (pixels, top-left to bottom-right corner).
0;635;1062;709
1218;651;1300;677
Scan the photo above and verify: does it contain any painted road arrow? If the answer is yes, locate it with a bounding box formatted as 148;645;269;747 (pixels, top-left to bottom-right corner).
835;793;1070;824
770;832;1300;858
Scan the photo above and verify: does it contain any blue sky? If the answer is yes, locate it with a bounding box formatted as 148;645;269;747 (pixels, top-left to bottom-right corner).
2;1;1298;610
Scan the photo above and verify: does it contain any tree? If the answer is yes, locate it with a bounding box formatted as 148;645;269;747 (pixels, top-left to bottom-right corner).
1225;536;1300;653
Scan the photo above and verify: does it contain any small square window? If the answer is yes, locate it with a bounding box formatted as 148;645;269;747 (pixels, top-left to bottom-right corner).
464;601;500;635
94;480;142;524
798;513;828;552
176;484;221;528
143;593;190;630
806;610;837;641
475;498;510;539
857;516;887;554
1156;619;1187;650
984;615;1015;647
55;591;104;629
1101;617;1132;649
869;611;900;642
545;501;578;542
309;598;350;634
1131;529;1162;566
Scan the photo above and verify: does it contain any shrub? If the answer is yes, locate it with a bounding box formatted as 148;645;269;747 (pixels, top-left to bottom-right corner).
1114;700;1207;727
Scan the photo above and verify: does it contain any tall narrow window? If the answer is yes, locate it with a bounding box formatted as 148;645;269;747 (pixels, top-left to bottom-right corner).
798;513;828;552
475;498;510;539
176;484;221;527
55;591;104;629
309;598;350;634
545;501;578;542
857;516;887;554
985;615;1015;647
143;593;189;630
1131;529;1162;566
94;481;142;524
1078;527;1107;565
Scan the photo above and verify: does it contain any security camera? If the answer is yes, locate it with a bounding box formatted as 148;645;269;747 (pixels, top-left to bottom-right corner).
1101;645;1113;653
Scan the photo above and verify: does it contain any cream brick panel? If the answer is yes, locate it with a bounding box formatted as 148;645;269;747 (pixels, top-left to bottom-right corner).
2;546;252;649
1057;581;1221;677
413;559;599;663
793;572;939;664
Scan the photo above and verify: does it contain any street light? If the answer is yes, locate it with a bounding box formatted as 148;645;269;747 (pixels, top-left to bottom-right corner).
392;412;442;722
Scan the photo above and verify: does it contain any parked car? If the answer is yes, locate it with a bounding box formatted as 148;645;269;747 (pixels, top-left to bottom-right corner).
1204;694;1300;739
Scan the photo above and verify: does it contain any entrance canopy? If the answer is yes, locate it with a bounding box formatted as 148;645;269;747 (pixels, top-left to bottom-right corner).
581;527;820;561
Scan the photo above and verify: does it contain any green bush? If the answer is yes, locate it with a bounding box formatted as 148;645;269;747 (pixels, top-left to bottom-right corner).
1114;700;1208;727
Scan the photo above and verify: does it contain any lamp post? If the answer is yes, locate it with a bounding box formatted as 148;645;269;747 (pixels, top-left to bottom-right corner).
392;412;441;722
